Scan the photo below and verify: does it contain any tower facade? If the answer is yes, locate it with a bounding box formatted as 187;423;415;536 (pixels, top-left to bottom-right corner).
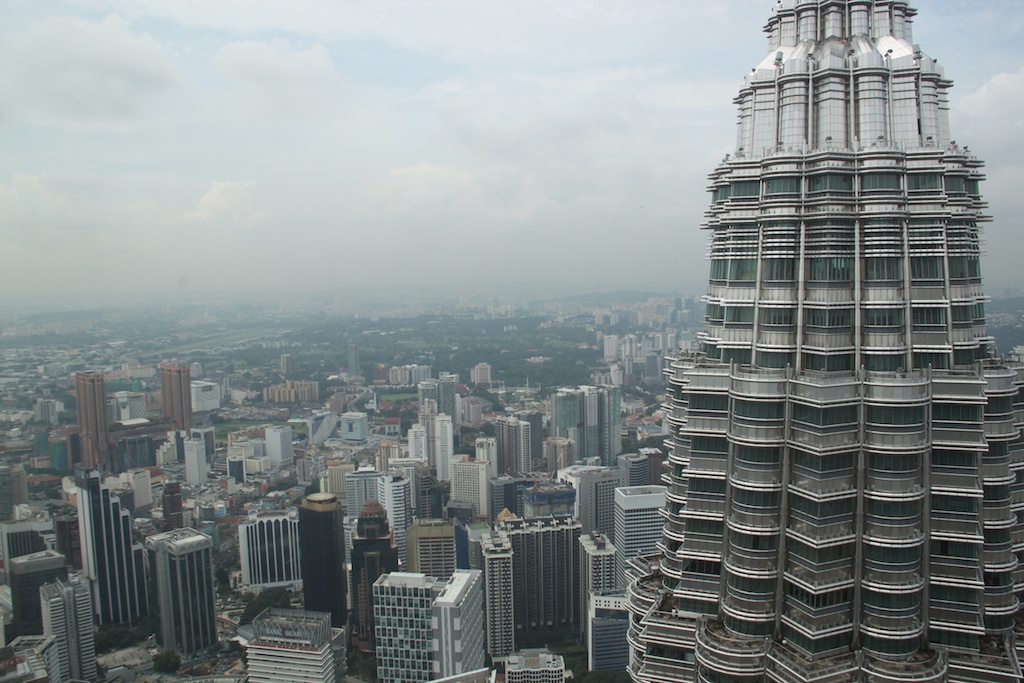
159;363;193;433
238;509;302;592
298;493;346;629
76;469;147;625
627;3;1023;683
147;528;218;659
75;371;110;471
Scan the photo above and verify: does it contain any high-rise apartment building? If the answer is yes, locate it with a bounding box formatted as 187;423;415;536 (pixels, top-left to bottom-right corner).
495;416;531;476
497;513;581;640
159;363;193;433
344;467;381;518
612;485;665;590
434;414;455;481
373;572;443;683
474;437;497;477
432;569;485;679
470;363;491;386
76;371;110;471
246;608;337;683
76;469;147;625
579;531;617;644
147;528;217;659
438;373;460;426
238;509;302;592
9;550;67;637
40;574;97;683
480;530;514;659
350;500;399;651
408;423;428;461
298;493;346;629
377;471;414;567
627;2;1024;683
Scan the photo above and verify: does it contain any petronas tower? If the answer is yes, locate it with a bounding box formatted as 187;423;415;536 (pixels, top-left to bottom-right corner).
627;2;1024;682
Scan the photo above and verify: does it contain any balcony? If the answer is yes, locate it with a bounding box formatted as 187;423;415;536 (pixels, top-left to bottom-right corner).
861;649;947;683
694;617;767;678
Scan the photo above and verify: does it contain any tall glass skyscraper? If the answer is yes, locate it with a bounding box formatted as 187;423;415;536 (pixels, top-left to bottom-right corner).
627;2;1023;683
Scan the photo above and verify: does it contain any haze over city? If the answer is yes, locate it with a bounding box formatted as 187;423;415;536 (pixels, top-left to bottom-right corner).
2;0;1023;308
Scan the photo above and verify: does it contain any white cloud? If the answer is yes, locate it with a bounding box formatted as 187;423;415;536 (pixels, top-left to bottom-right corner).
212;39;343;117
5;14;179;129
172;180;268;227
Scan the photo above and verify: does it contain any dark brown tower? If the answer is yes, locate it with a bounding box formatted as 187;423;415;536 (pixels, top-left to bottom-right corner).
75;372;109;471
161;481;184;532
350;499;398;651
159;363;193;432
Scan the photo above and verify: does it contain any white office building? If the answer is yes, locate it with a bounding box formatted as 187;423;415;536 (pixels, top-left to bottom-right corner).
264;426;294;467
183;436;208;486
450;457;490;520
612;486;665;588
238;509;302;592
432;569;485;679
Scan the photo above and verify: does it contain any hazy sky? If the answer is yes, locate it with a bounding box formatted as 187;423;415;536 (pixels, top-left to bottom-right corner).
2;1;1023;307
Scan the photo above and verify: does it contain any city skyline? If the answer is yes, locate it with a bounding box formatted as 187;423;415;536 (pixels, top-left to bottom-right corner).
1;1;1022;306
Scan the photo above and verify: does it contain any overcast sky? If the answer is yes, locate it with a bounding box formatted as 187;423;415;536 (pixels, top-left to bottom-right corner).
2;1;1022;308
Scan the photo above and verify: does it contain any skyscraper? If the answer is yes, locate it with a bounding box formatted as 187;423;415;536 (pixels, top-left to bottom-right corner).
75;371;109;471
159;363;193;433
146;528;217;660
350;500;399;652
550;385;621;466
298;493;346;629
433;413;455;481
628;2;1023;682
40;574;97;683
76;468;147;625
480;530;514;660
183;435;207;486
